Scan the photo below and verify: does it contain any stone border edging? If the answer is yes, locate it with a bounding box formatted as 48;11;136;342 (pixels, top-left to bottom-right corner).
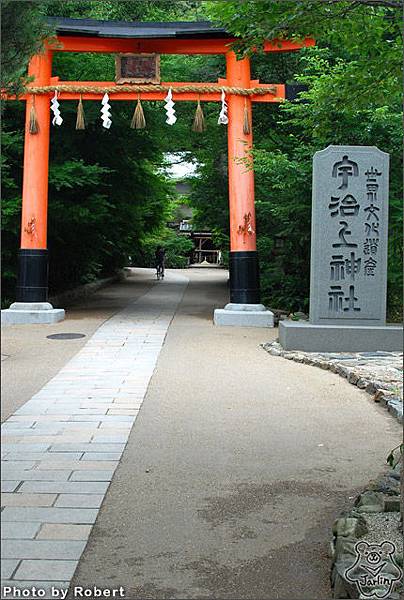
330;463;402;599
261;341;403;424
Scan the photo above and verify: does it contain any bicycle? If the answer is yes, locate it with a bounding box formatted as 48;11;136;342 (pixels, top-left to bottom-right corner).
156;263;165;280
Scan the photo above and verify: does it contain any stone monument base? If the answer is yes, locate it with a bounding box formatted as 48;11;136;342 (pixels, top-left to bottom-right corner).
1;302;65;326
214;303;274;328
279;320;403;352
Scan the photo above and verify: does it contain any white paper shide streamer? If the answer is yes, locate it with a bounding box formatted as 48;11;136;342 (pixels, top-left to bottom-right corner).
101;93;112;129
50;91;63;126
164;88;177;125
217;89;228;125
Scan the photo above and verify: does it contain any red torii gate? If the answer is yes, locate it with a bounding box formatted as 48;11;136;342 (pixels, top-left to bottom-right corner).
4;18;313;325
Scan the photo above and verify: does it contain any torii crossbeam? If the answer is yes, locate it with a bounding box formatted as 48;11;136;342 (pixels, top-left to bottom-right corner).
2;18;314;326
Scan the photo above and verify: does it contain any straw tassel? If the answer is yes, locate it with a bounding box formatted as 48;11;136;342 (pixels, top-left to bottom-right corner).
131;96;146;129
192;98;206;132
243;98;251;135
76;95;85;130
29;97;39;134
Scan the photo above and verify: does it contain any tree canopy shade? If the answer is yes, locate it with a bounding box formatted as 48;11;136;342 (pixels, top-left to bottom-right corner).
206;0;403;107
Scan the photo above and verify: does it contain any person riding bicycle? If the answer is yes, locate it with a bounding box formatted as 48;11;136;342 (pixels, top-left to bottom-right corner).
155;246;166;278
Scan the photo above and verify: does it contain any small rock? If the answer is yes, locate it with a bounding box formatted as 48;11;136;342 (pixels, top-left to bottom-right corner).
384;496;401;512
348;372;360;385
366;380;391;395
374;389;386;403
386;477;400;495
337;366;350;378
329;540;336;560
374;477;400;496
334;536;358;558
332;572;349;598
288;311;309;321
319;361;330;370
333;516;368;538
389;469;400;482
355;491;384;513
356;378;368;389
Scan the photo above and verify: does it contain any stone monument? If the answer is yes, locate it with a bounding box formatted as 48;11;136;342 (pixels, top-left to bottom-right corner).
279;145;403;351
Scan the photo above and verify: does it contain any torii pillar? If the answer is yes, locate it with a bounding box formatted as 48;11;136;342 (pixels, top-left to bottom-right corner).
3;47;64;324
214;52;274;327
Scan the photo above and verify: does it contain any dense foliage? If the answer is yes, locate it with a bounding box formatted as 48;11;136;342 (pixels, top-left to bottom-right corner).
1;0;402;318
0;1;50;96
202;0;403;317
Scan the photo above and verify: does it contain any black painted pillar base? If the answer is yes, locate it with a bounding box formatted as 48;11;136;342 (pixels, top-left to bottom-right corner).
16;249;49;303
229;250;260;304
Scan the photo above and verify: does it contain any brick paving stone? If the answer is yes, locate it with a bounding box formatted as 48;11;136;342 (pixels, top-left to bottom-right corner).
18;481;110;495
97;423;132;430
49;443;125;453
2;539;86;560
90;435;128;443
1;422;36;429
4;452;83;462
69;415;134;422
81;453;122;461
1;522;42;539
37;524;92;540
14;559;78;581
1;507;98;523
1;482;21;493
1;494;57;507
1;559;20;579
69;470;115;481
54;494;104;508
107;409;138;416
1;273;187;591
9;416;71;422
35;460;118;470
1;471;72;482
1;444;51;452
2;462;37;472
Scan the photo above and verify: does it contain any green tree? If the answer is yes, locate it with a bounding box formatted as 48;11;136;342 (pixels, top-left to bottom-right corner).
204;0;403;317
1;1;50;95
206;0;403;107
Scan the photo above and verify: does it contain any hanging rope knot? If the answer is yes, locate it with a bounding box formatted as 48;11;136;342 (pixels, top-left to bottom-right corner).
243;97;251;135
76;94;85;130
192;96;206;132
29;96;39;134
131;94;146;129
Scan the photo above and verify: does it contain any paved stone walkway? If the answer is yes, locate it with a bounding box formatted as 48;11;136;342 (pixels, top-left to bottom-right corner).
1;272;188;595
1;269;402;600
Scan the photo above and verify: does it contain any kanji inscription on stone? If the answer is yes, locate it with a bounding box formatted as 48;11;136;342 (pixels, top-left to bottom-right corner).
310;146;389;325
